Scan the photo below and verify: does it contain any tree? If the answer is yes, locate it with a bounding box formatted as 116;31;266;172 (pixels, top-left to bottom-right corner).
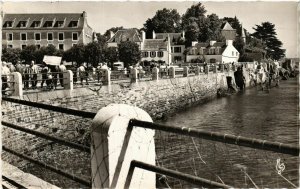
2;48;21;64
143;8;181;38
252;22;285;60
84;42;103;67
20;45;37;63
205;14;223;42
35;45;61;64
118;41;141;67
69;43;86;66
104;47;118;67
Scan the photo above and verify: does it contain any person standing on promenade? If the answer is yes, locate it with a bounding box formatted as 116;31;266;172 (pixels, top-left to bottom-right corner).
30;61;39;89
78;63;88;85
58;62;67;87
1;61;11;95
40;62;50;89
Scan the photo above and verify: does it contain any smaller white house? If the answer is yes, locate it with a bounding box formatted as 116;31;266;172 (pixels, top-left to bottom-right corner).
186;40;240;63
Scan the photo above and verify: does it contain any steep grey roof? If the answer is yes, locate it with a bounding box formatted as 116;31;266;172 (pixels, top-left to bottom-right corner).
194;42;227;55
2;13;87;30
107;29;142;43
142;39;168;51
222;22;235;30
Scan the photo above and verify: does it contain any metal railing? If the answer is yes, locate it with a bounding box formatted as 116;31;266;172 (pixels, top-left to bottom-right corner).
128;119;299;156
2;97;96;187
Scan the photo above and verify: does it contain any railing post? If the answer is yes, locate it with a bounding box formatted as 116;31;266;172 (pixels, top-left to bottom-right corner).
91;104;155;189
195;66;200;75
152;67;159;81
169;67;175;78
205;65;209;74
102;68;111;85
63;70;73;91
213;65;217;73
131;68;138;83
11;72;23;97
183;66;189;77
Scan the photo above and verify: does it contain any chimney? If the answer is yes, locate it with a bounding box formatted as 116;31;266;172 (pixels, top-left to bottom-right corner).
82;11;87;18
110;31;114;39
226;40;233;46
210;41;216;46
152;30;156;39
141;30;146;41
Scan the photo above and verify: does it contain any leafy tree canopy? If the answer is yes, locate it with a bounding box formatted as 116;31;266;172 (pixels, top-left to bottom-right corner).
118;41;141;67
2;48;21;64
252;22;285;60
143;8;181;39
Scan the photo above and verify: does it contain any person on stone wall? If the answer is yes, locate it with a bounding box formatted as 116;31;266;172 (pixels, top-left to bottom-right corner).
41;62;50;89
78;63;88;85
23;64;31;90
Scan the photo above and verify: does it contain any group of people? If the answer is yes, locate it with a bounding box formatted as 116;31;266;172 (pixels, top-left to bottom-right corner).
1;60;67;94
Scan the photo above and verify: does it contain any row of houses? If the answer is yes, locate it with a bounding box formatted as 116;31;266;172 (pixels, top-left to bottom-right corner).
2;11;244;64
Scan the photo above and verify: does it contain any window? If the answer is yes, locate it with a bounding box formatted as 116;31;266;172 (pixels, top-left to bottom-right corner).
232;51;234;56
150;51;156;58
174;47;181;53
72;43;77;47
7;33;13;41
19;21;27;28
143;52;149;58
7;45;13;48
36;44;41;49
35;33;41;41
32;21;41;28
158;51;164;57
199;48;203;55
44;21;53;27
55;21;64;27
21;44;27;49
72;32;78;41
69;21;78;28
21;33;27;41
236;52;238;56
58;33;64;41
47;33;53;41
210;48;215;55
59;44;64;50
4;21;13;28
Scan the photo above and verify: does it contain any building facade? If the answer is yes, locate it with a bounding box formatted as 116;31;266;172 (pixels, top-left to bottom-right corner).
2;11;94;51
186;40;240;63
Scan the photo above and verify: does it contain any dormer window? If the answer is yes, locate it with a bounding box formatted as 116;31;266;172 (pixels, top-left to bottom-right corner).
18;21;27;28
55;21;65;27
44;21;53;28
69;21;78;28
31;21;41;28
4;21;13;28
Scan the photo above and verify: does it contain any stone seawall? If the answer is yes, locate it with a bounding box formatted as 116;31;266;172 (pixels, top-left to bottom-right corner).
2;71;245;187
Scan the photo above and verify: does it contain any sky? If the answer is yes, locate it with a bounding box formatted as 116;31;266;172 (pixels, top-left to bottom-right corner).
1;1;299;58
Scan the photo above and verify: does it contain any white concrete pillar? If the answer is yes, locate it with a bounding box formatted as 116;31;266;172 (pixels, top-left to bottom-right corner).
102;68;111;85
63;70;73;90
195;66;200;75
91;104;155;189
131;68;138;83
11;72;23;97
152;67;159;80
169;67;175;78
183;66;189;77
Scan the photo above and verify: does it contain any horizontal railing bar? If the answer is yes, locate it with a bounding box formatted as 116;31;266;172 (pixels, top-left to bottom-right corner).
2;146;91;187
2;97;96;118
129;119;299;156
124;160;232;189
2;175;27;189
2;121;90;153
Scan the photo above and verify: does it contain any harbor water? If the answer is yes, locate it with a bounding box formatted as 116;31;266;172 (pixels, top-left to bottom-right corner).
156;77;299;188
